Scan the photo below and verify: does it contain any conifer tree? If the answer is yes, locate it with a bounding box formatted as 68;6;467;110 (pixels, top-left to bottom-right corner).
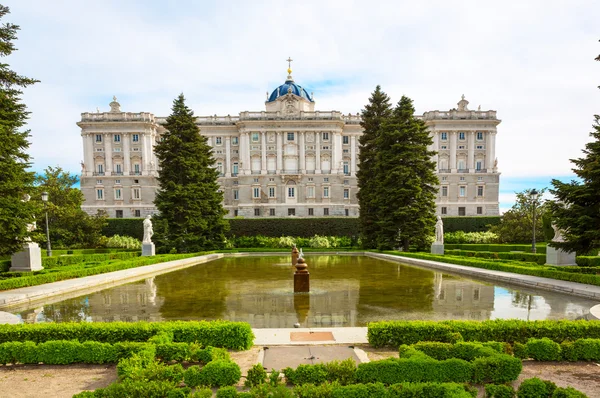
356;85;392;248
373;96;438;251
547;47;600;255
153;94;229;252
0;5;39;256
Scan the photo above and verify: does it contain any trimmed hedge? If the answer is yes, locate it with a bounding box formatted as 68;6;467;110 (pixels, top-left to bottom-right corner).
292;381;477;398
367;320;600;348
0;320;254;350
445;249;546;265
0;260;10;273
576;256;600;267
389;252;600;286
444;244;546;253
42;251;140;268
0;253;200;291
442;216;501;233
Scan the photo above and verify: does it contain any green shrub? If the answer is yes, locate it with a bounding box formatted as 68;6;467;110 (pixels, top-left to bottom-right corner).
79;379;177;398
293;381;338;398
105;234;142;249
444;231;499;244
0;259;11;273
551;387;588;397
41;251;139;269
216;386;239;398
409;341;501;361
192;388;213;398
442;216;502;233
183;365;203;388
79;341;118;364
116;348;156;379
485;384;516;398
576;256;600;267
355;357;473;384
284;363;329;385
324;358;357;385
526;338;561;361
513;343;528;359
227;218;360;238
103;219;144;240
269;369;282;387
331;382;387;397
560;339;600;361
517;378;557;398
245;363;267;387
472;354;522;384
196;360;242;387
155;342;193;362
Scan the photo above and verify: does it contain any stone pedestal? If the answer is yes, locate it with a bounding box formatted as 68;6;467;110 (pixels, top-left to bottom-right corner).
545;246;576;266
142;242;155;257
294;273;310;293
431;242;444;255
10;242;43;272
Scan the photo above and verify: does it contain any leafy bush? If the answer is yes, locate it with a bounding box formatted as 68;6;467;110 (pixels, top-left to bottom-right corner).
42;251;139;269
517;378;557;398
513;343;528;359
444;244;546;253
472;354;522;384
485;384;516;398
216;386;238;398
324;358;357;385
408;341;501;361
245;363;267;387
551;387;589;397
444;231;499;244
104;234;142;249
284;363;329;385
444;249;547;265
74;380;178;398
442;216;502;233
194;360;242;387
560;339;600;361
576;256;600;267
526;338;561;361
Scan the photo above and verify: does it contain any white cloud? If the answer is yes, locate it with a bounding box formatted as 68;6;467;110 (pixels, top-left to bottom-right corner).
3;0;599;183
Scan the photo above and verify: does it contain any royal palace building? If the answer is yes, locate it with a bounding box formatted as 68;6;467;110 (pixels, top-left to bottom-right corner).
78;66;500;219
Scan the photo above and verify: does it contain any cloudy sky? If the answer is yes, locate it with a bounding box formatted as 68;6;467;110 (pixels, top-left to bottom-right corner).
5;0;599;212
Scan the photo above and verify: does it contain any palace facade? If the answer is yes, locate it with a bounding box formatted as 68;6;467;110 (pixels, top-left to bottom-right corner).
78;68;500;218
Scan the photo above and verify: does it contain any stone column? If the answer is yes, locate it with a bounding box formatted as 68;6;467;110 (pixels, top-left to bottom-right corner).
225;136;231;177
276;132;283;172
449;132;457;172
486;131;494;171
123;133;131;174
350;135;357;176
490;132;497;172
467;131;475;172
261;132;267;174
104;133;112;174
84;134;94;176
299;131;305;173
336;132;343;174
315;132;321;174
240;132;249;175
430;131;438;167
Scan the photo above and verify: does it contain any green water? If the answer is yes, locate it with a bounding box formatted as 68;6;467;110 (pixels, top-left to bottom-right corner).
17;255;598;327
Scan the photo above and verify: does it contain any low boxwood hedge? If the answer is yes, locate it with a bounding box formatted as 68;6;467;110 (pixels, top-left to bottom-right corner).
445;249;546;265
368;320;600;348
389;252;600;286
444;243;546;253
0;320;254;350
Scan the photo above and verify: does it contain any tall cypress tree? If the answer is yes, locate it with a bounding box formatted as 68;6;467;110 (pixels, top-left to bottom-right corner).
0;5;39;256
153;94;229;252
373;96;438;251
547;47;600;255
357;85;392;248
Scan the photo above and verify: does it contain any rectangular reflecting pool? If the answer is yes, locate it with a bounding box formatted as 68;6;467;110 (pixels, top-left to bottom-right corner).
14;255;599;327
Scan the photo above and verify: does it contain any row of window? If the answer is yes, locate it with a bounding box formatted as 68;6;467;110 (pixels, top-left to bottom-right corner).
95;164;142;174
439;160;486;171
440;132;486;141
96;179;141;185
439;145;485;150
441;185;485;197
97;188;141;201
115;209;142;218
234;208;351;217
95;134;140;143
215;161;351;175
441;206;484;216
214;133;352;145
238;187;351;200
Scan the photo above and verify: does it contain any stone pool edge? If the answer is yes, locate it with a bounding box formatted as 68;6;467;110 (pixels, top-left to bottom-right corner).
366;252;600;302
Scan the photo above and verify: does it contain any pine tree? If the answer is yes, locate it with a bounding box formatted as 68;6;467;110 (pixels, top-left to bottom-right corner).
356;85;392;248
0;5;39;256
153;94;229;252
547;48;600;255
373;96;438;251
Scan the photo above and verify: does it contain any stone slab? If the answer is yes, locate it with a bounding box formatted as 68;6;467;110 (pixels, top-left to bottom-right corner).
546;246;576;266
591;304;600;320
10;243;43;272
142;242;155;257
290;331;335;342
262;346;360;370
253;328;368;346
430;243;444;255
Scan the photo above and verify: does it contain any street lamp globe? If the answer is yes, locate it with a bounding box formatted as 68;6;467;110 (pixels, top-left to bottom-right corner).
41;191;49;202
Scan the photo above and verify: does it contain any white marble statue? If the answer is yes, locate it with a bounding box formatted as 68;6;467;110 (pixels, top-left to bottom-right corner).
299;248;304;259
551;222;565;242
143;215;153;243
435;216;444;243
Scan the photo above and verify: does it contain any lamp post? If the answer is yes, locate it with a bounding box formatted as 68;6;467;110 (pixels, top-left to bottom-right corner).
530;189;539;254
41;191;52;257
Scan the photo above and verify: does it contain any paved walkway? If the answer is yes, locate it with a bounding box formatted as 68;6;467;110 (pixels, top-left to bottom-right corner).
367;252;600;301
253;327;368;346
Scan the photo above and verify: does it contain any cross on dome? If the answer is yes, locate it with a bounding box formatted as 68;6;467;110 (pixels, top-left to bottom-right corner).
286;57;293;75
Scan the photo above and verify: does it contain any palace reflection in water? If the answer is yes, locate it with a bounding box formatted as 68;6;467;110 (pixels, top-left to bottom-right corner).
17;256;598;327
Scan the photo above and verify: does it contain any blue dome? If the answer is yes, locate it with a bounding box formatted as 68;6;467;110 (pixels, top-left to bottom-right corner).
267;78;313;103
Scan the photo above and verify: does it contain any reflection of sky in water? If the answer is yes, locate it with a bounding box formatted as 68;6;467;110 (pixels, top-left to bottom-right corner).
12;256;598;328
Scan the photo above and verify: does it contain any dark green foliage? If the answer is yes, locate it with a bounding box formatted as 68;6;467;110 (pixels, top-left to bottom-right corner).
354;357;473;384
444;244;546;253
485;384;516;398
490;189;549;244
0;259;10;273
293;381;338;398
575;256;600;267
186;360;241;387
76;380;177;398
245;363;268;387
332;382;387;398
372;96;438;251
33;166;107;248
517;377;555;398
167;388;192;398
442;217;502;233
560;339;600;361
183;365;203;387
324;359;357;386
444;249;546;265
0;320;254;350
293;382;476;398
269;369;282;387
389;252;600;287
192;389;214;398
548;114;600;255
367;319;600;348
216;386;239;398
471;355;522;384
0;5;39;257
513;343;529;359
155;342;193;362
357;85;393;249
525;338;561;361
42;251;139;269
407;341;501;360
153;94;229;253
284;364;329;385
102;218;144;240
